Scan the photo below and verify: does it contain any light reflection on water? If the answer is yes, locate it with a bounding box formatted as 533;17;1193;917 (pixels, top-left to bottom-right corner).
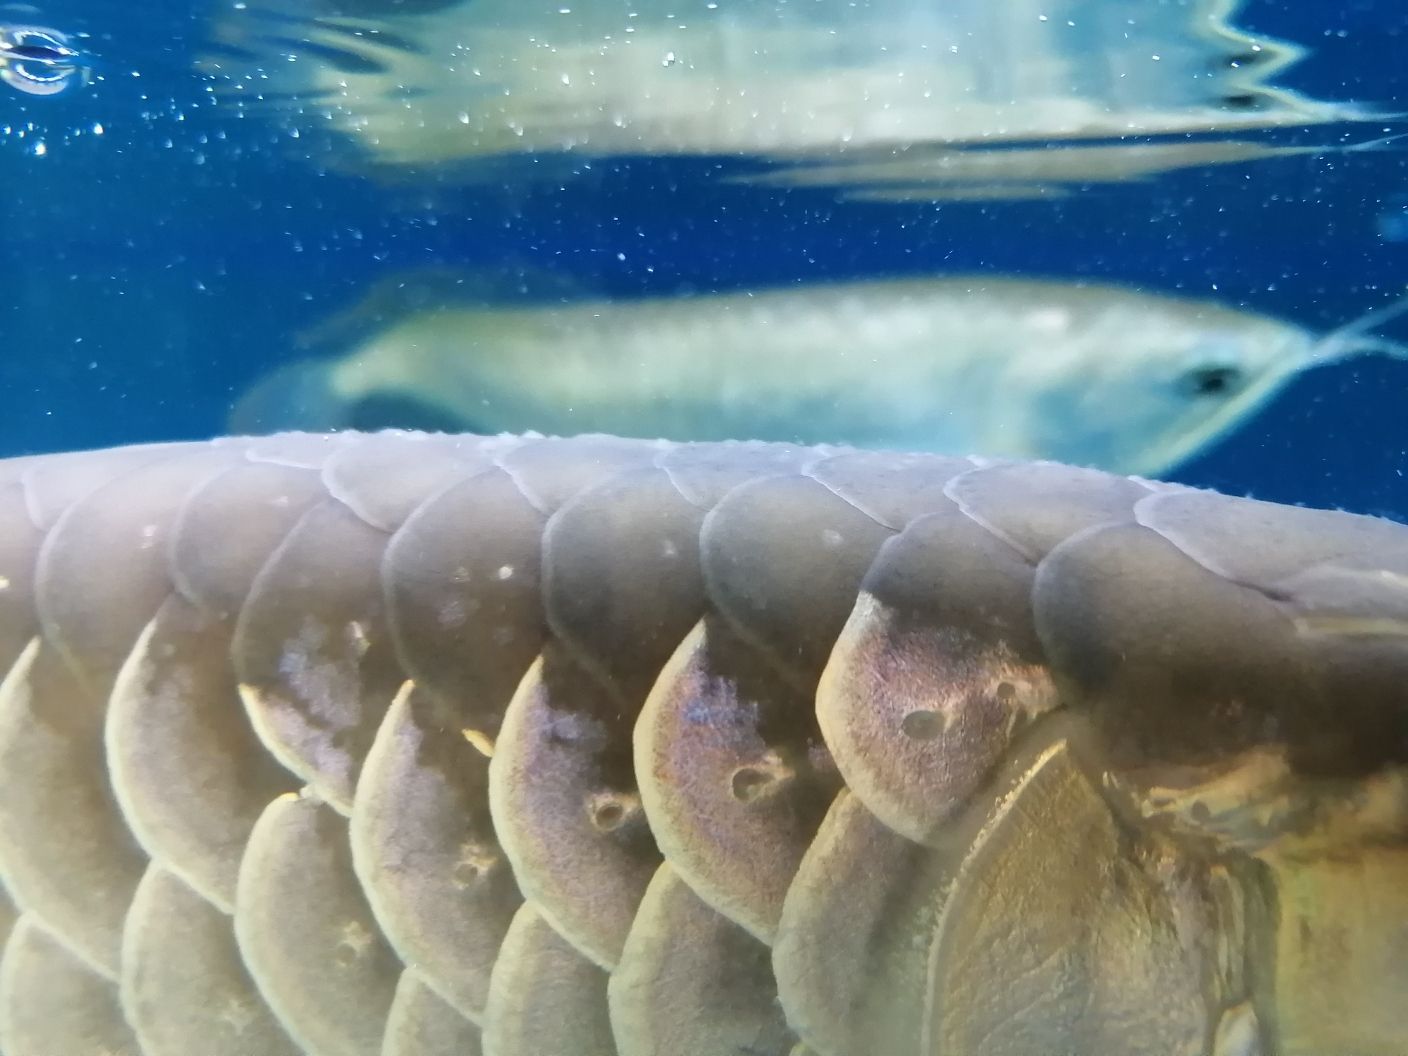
4;0;1399;199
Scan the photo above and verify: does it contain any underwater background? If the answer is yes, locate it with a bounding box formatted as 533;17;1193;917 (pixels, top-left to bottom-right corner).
1;0;1406;517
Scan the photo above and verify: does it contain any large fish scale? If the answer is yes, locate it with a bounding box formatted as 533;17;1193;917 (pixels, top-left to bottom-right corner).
0;430;1404;1055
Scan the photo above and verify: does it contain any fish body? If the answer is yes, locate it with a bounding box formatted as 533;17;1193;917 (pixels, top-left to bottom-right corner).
234;275;1334;475
0;430;1406;1055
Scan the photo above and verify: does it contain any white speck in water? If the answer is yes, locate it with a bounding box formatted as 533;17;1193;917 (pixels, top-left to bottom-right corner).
92;123;104;135
661;51;677;67
0;576;9;591
32;142;46;157
821;528;844;548
496;564;515;580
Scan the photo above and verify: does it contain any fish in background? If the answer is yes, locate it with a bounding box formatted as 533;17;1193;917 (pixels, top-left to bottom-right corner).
229;271;1408;477
194;0;1388;196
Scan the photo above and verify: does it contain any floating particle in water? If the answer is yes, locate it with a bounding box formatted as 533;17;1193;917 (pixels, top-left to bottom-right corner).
0;23;91;97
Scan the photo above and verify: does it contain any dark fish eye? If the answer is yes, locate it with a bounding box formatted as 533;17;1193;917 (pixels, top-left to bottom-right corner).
1219;93;1264;111
8;41;64;61
1182;365;1244;397
2;27;75;62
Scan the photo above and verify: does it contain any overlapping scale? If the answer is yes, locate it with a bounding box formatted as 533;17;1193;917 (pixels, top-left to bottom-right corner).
121;865;299;1056
233;499;405;813
351;682;520;1021
816;505;1057;844
0;431;1399;1056
481;904;615;1056
489;648;662;969
235;791;403;1055
382;970;483;1056
773;789;949;1056
0;637;144;975
609;862;796;1056
634;616;837;943
107;596;294;911
0;915;139;1055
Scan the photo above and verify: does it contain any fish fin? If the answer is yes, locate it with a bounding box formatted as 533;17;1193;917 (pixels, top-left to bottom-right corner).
295;264;598;353
227;358;352;434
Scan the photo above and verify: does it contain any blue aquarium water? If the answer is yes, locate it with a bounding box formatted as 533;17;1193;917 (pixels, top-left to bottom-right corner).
1;0;1406;516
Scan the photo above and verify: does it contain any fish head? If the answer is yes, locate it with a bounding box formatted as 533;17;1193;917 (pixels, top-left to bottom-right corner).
1010;306;1315;476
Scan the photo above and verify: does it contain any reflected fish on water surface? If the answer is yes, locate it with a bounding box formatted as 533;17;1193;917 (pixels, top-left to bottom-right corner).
741;133;1408;203
0;21;90;96
230;273;1408;476
196;0;1386;195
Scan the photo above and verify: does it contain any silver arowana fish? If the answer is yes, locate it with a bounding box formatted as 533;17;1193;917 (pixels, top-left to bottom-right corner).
0;428;1406;1056
231;275;1408;476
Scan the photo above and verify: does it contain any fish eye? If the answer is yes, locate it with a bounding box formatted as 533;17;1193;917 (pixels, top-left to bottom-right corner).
1181;364;1244;398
